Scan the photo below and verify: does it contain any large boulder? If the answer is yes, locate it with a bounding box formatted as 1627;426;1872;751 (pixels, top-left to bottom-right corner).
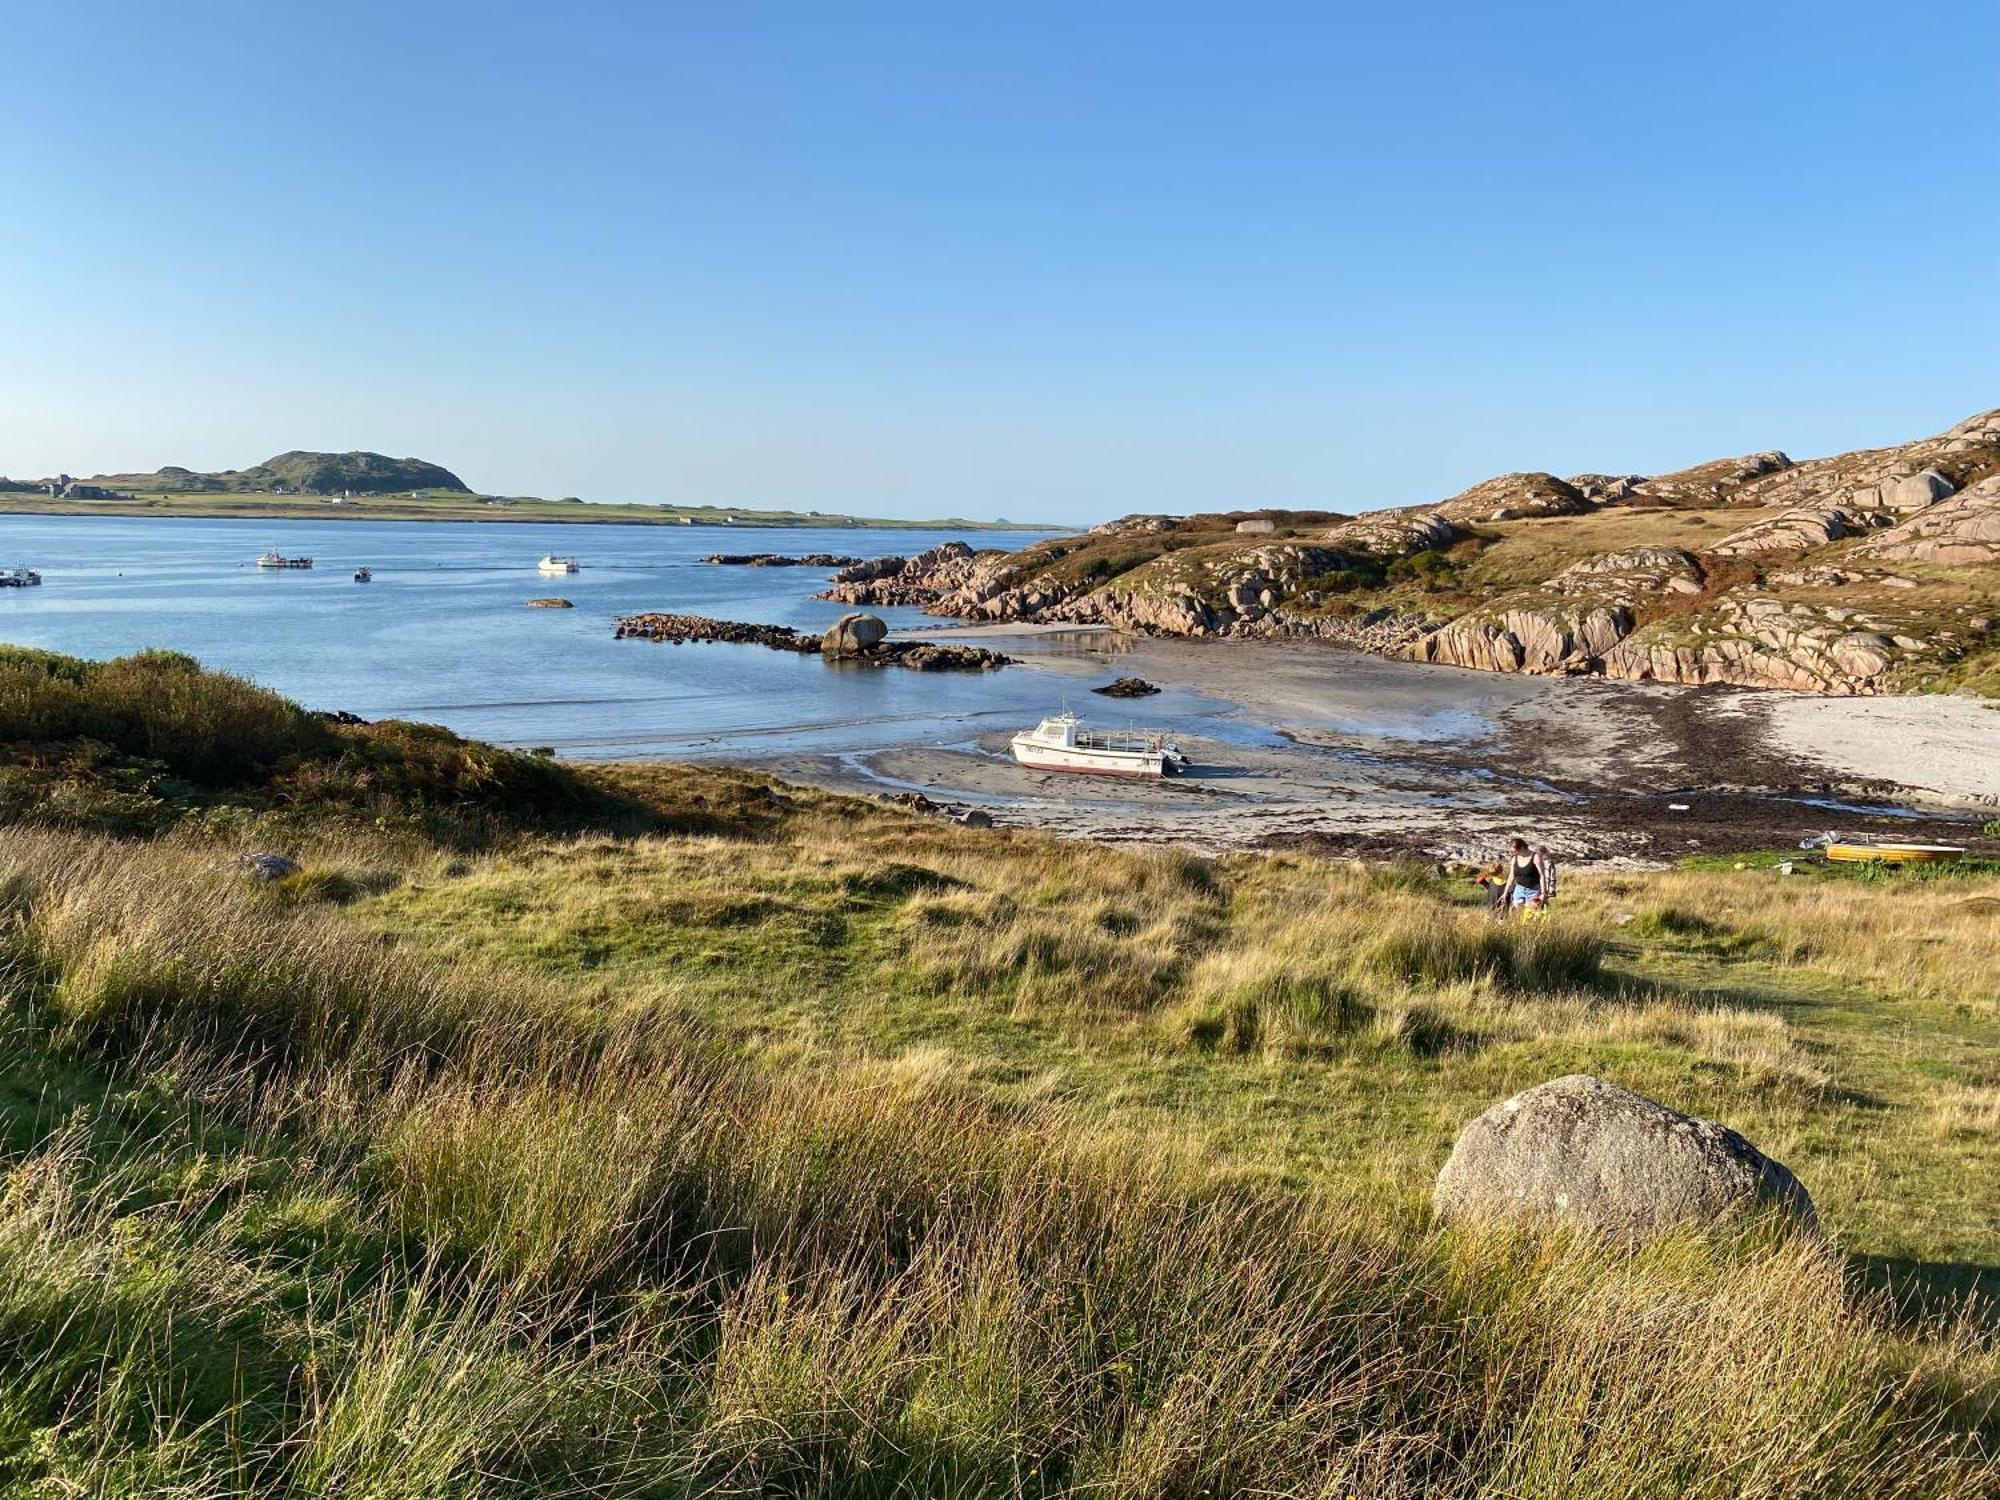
821;612;889;657
1883;468;1955;511
1433;1075;1815;1242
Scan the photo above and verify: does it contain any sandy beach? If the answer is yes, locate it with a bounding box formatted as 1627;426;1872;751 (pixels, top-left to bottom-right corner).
746;628;1997;865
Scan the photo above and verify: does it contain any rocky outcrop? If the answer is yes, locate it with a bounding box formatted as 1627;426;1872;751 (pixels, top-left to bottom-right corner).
525;597;574;608
1709;505;1891;557
1546;546;1704;596
1093;676;1161;697
1433;1075;1815;1242
614;611;1009;671
1600;593;1910;693
705;553;863;567
1851;476;2000;565
616;614;813;648
1616;450;1792;508
812;407;1999;696
820;542;985;606
1434;472;1590;524
1322;508;1458;558
1727;407;2000;516
1408;600;1633;675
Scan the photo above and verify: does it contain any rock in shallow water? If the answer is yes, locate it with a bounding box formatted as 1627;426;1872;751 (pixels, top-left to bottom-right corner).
1092;676;1161;697
1433;1074;1815;1242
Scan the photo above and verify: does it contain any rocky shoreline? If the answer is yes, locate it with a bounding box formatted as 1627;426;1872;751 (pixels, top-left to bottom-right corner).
811;408;2000;696
704;552;864;567
614;610;1012;671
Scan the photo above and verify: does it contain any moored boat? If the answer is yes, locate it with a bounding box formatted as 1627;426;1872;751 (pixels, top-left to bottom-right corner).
0;566;42;587
257;550;314;569
1010;713;1188;778
354;567;372;582
537;554;580;573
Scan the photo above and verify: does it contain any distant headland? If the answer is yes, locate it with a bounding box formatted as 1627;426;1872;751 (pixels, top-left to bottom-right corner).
0;449;1048;531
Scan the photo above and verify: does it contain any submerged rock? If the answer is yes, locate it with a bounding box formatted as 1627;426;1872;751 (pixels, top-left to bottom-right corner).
525;596;574;608
1093;676;1162;697
703;553;863;567
1433;1074;1815;1242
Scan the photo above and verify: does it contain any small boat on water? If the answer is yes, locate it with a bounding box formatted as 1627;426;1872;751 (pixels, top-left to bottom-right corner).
1011;713;1189;778
537;555;580;573
0;567;42;588
257;550;314;569
1801;831;1966;865
353;567;372;583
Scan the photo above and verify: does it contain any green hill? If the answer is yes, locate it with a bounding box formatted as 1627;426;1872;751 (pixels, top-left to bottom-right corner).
95;449;469;494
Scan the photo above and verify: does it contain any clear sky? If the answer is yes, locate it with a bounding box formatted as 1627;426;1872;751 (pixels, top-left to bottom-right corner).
3;1;1995;523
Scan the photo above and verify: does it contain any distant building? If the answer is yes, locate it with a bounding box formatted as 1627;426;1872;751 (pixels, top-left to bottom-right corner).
45;475;123;500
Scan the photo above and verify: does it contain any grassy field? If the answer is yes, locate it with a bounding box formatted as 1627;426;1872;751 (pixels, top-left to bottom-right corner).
0;489;1045;531
0;649;1996;1495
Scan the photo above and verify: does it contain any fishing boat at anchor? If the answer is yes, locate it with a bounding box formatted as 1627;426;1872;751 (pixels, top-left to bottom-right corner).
537;554;580;573
353;567;372;583
1010;713;1189;778
256;550;314;569
0;566;42;587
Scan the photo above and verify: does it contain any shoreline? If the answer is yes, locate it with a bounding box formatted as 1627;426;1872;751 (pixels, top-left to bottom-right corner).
738;630;1998;865
0;501;1051;533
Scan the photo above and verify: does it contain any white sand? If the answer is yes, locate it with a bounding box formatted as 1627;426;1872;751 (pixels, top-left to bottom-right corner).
1758;694;2000;808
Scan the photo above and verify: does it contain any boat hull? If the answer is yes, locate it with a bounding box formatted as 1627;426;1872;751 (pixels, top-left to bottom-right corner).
1825;843;1965;865
1011;739;1168;778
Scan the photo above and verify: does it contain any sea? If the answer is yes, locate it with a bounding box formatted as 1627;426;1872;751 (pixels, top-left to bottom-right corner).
0;513;1194;762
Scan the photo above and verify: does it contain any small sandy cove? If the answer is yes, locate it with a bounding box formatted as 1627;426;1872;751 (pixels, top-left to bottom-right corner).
747;626;1998;866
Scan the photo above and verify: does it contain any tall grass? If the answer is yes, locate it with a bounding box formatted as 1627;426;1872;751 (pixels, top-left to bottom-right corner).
0;828;1992;1496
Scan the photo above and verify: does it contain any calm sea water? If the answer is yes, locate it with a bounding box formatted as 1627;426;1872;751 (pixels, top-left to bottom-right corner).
0;513;1190;760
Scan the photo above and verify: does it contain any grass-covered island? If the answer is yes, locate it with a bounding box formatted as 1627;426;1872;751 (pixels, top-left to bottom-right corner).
0;645;1995;1495
0;450;1046;531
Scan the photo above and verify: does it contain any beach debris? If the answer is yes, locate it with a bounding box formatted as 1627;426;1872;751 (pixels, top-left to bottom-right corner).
1433;1074;1815;1242
1093;676;1162;697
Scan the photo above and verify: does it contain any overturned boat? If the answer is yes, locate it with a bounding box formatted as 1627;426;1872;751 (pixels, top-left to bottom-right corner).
1010;713;1188;778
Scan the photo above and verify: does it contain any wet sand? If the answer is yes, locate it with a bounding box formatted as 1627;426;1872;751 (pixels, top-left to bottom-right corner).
745;630;1997;866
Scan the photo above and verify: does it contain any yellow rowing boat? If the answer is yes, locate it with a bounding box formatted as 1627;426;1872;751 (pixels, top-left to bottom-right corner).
1822;840;1965;865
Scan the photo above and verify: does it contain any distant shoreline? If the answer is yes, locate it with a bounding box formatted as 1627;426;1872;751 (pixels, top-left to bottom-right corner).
0;495;1051;533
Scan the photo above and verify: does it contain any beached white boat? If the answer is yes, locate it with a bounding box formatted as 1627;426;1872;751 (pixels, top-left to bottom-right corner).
0;567;42;587
537;555;580;573
257;550;314;569
1010;713;1188;778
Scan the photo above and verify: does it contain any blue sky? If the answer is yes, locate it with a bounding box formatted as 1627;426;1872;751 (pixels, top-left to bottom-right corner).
3;1;1995;523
